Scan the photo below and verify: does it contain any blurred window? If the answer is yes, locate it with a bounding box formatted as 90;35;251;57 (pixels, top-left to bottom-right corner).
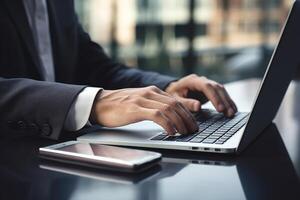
75;0;292;83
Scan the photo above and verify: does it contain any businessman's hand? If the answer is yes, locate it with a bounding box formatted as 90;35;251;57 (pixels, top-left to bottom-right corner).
90;75;237;135
165;74;237;117
90;86;199;135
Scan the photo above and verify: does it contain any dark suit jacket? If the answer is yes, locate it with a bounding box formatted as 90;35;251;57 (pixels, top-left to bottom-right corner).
0;0;175;140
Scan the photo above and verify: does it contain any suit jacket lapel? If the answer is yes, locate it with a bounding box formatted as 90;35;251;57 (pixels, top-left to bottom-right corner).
3;0;43;78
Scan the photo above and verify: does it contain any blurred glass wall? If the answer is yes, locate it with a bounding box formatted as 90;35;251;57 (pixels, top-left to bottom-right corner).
74;0;293;83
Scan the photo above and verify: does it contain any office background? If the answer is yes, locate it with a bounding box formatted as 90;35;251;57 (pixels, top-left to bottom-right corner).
74;0;293;83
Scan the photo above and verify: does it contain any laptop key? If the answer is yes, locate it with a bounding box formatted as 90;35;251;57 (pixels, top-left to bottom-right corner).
220;135;230;140
151;134;167;141
219;126;231;131
197;135;210;140
217;137;227;141
215;140;226;144
223;133;234;137
203;130;215;134
207;135;220;139
193;136;207;140
214;130;226;134
222;124;236;128
198;124;209;130
202;138;217;144
198;132;210;136
190;137;205;143
163;136;178;141
211;133;223;137
176;134;197;142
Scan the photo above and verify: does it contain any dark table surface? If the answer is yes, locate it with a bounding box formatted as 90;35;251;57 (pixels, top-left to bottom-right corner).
1;79;300;200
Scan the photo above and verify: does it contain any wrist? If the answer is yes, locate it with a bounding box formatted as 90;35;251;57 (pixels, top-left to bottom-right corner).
89;89;104;124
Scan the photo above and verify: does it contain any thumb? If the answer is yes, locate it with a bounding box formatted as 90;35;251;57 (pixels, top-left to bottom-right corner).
177;97;201;112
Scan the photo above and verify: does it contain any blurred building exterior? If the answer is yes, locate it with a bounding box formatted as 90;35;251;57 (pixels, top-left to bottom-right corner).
74;0;293;82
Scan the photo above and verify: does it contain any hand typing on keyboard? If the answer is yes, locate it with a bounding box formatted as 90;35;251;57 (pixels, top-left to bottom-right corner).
151;110;249;144
166;74;237;117
91;74;237;136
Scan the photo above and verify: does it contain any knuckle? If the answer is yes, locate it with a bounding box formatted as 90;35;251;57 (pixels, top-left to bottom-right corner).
153;109;162;118
130;96;141;104
162;105;172;113
142;89;152;97
204;82;213;89
215;83;224;89
169;98;178;107
148;85;159;92
199;76;207;81
208;80;218;87
188;74;198;79
212;83;220;89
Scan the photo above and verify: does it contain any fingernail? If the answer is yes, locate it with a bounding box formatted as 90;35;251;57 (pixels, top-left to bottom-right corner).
228;108;234;117
234;105;238;112
233;106;237;112
218;104;225;112
169;129;176;135
194;102;200;111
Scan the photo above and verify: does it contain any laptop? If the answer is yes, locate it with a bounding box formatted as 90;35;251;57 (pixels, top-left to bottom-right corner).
78;1;300;154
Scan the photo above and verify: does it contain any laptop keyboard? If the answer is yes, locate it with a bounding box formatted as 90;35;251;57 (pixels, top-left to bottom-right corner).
150;109;249;145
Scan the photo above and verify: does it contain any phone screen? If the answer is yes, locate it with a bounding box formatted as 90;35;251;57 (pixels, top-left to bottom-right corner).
57;143;154;161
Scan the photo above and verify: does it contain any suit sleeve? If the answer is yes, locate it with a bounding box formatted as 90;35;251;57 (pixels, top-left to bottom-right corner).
0;77;86;140
74;23;176;90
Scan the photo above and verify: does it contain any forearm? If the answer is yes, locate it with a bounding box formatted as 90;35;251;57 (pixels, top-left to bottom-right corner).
0;77;85;139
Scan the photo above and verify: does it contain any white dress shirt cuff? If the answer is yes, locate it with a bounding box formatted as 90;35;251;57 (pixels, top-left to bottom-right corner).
64;87;102;131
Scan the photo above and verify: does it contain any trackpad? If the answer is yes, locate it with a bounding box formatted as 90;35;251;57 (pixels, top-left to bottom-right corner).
79;121;164;141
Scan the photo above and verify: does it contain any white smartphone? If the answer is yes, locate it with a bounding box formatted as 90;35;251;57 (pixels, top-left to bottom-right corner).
39;141;162;173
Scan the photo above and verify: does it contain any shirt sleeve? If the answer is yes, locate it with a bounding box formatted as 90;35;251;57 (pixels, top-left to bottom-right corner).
64;87;102;131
